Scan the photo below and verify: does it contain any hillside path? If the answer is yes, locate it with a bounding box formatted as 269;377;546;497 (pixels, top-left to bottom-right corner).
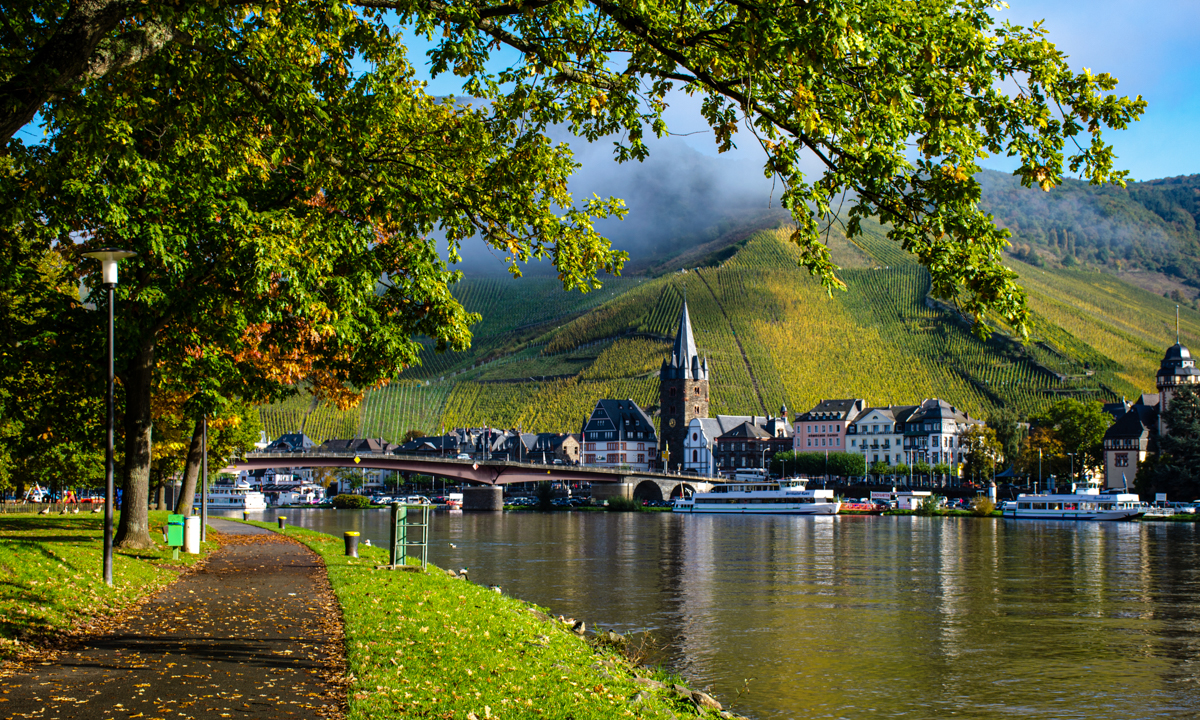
0;519;345;720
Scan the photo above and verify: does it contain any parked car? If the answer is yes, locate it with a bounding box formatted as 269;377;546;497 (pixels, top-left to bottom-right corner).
456;453;472;460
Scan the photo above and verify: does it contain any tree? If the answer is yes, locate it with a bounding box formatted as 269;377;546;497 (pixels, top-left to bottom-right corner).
960;425;1003;482
1034;399;1113;482
1016;426;1065;487
3;0;1143;544
869;460;890;479
988;408;1026;467
1138;386;1200;499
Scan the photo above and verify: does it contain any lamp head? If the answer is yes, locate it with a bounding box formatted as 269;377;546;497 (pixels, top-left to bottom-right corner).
82;248;137;285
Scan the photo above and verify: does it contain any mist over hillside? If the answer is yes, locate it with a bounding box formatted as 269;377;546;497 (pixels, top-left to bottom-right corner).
451;137;786;276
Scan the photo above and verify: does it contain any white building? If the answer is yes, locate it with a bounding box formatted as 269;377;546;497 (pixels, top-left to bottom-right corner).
682;412;791;476
580;399;659;472
847;405;918;467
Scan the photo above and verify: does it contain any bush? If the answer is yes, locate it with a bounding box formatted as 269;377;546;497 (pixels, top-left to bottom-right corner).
917;494;944;516
331;494;372;509
970;496;996;516
605;496;643;512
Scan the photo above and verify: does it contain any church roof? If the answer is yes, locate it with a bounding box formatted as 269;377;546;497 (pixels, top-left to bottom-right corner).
1158;342;1200;379
661;298;707;381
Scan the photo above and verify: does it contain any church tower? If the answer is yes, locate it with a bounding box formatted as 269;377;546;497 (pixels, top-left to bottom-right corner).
659;299;709;471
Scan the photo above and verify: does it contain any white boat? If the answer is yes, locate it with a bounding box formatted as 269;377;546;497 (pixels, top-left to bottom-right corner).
673;477;840;515
1002;488;1142;521
195;483;268;510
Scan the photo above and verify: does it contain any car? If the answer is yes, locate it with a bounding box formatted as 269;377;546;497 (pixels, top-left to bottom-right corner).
456;453;472;460
552;459;564;465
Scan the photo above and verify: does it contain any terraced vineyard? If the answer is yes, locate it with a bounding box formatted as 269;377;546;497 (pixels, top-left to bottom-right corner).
259;224;1184;440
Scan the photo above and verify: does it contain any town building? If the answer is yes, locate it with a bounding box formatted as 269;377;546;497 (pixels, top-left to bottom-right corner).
1102;339;1200;489
264;432;315;453
901;398;979;467
793;399;866;453
316;437;399;454
581;399;658;471
847;405;919;467
685;409;791;476
712;413;793;474
397;434;462;456
526;432;582;464
659;299;709;471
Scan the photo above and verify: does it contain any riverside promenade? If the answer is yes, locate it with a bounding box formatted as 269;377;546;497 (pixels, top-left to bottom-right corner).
1;519;345;719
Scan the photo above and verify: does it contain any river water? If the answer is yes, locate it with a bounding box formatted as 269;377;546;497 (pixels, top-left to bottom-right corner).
218;508;1200;719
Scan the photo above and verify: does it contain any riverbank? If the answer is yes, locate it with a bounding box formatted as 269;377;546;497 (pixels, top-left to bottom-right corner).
241;519;737;719
0;511;219;664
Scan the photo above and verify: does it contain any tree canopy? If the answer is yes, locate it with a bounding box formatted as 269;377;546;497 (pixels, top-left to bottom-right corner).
2;0;1143;544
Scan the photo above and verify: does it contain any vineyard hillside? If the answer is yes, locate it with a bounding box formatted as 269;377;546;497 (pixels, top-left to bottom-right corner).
260;226;1198;443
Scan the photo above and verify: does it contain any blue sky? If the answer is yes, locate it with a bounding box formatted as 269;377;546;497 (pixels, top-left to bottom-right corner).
409;0;1200;183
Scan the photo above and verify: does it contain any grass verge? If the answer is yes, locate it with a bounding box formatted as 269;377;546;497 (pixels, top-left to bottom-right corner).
0;510;219;663
242;520;734;720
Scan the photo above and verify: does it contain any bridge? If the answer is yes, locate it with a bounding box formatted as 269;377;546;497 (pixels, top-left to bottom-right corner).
230;452;713;508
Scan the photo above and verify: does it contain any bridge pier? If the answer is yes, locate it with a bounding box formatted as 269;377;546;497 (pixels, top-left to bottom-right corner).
590;482;635;502
462;486;504;511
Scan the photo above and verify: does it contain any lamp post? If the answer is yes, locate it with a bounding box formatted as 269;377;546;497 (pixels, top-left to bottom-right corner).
1066;452;1076;493
82;248;137;587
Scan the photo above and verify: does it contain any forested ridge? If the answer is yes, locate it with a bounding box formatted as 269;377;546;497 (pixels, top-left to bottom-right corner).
980;170;1200;289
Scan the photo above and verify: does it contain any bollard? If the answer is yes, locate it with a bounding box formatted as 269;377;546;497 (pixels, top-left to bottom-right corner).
344;531;360;558
242;511;249;521
277;516;287;529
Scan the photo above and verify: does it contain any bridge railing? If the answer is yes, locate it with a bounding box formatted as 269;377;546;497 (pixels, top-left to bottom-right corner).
241;451;711;481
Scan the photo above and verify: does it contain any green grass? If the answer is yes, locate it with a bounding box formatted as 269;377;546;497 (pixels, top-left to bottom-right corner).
247;521;725;720
0;511;219;660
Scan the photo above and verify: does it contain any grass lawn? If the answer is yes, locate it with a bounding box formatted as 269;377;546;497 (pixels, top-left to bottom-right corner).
246;521;730;720
0;510;219;662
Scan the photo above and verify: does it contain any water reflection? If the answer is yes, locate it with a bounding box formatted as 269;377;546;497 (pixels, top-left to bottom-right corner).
217;509;1200;719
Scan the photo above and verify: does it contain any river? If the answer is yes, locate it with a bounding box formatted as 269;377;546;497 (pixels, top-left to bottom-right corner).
217;507;1200;719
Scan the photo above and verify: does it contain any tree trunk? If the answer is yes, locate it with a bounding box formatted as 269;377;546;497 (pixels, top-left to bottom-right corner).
154;479;167;511
173;419;204;515
114;338;155;549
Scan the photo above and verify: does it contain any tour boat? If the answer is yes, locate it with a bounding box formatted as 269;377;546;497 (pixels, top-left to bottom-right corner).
1002;488;1143;521
672;477;840;515
195;483;268;511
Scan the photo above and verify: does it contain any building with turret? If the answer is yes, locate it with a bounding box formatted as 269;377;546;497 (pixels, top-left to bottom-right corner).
660;299;709;471
1103;339;1200;489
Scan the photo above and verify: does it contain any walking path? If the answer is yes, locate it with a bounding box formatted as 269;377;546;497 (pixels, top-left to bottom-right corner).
1;519;345;719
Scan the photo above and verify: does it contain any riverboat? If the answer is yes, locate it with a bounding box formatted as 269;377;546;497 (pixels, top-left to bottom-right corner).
195;483;268;511
673;478;840;515
1002;488;1143;521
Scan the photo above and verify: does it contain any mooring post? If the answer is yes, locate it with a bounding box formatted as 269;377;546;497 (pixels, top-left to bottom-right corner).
389;501;401;567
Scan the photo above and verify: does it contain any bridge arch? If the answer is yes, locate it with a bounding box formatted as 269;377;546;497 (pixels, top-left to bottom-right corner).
668;482;697;499
632;480;664;502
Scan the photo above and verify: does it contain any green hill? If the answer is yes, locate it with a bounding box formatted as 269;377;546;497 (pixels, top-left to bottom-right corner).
260;222;1200;443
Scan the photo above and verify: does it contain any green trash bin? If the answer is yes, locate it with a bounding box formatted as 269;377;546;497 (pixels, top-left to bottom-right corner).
166;514;185;559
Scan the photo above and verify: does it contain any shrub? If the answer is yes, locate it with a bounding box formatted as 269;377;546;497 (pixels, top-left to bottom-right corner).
331;494;372;509
970;496;996;516
605;496;644;512
917;494;944;516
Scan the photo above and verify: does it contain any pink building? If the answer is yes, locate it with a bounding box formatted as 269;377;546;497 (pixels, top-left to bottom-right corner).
793;399;866;454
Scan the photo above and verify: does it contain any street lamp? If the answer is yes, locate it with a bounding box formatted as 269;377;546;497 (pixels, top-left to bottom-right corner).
82;248;137;587
1066;452;1076;493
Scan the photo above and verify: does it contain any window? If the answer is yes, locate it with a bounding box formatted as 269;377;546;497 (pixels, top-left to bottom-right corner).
670;387;676;397
638;442;644;451
692;432;698;441
851;439;856;447
872;424;878;433
692;450;698;463
807;439;812;447
1115;453;1129;467
585;454;595;463
607;442;618;450
638;454;645;463
835;438;840;446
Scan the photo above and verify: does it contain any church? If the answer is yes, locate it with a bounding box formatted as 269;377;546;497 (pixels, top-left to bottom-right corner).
1103;339;1200;488
659;299;709;471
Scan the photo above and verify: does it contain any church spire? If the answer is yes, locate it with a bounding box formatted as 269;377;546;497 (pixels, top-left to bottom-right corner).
673;298;699;374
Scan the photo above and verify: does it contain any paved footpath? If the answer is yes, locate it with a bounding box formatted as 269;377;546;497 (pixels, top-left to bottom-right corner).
1;519;345;720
